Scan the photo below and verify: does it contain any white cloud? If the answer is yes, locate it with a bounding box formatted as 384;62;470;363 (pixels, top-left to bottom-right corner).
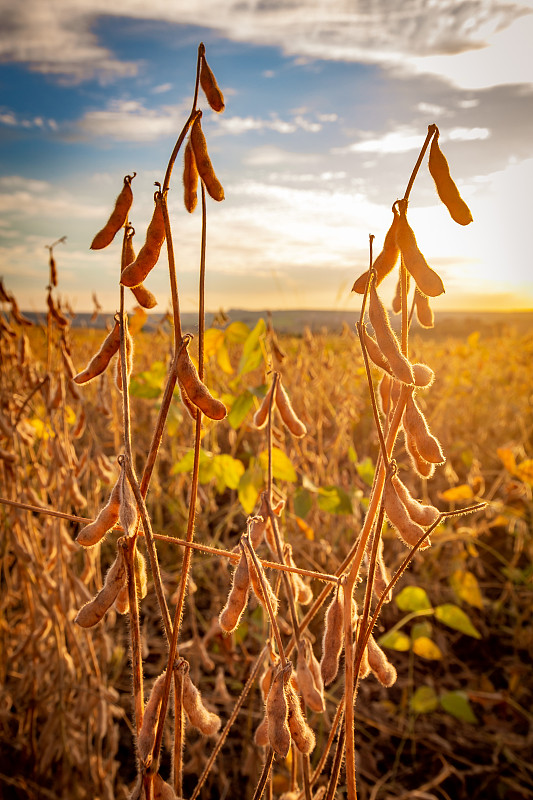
243;146;319;166
0;108;57;130
338;127;425;155
69;99;189;142
0;0;530;89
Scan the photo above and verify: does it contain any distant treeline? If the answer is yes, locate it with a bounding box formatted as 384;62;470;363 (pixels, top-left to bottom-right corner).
22;308;533;339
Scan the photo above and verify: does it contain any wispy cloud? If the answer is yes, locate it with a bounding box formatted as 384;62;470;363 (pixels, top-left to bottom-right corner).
67;99;189;142
0;108;57;130
0;0;529;89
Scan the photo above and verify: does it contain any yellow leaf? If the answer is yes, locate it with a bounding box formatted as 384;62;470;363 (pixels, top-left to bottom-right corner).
450;570;483;610
439;484;474;502
216;342;233;375
497;447;516;474
295;517;314;541
412;637;443;660
129;306;147;335
204;328;225;358
514;459;533;485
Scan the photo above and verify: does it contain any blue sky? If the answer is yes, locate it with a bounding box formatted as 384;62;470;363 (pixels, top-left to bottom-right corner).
1;0;532;314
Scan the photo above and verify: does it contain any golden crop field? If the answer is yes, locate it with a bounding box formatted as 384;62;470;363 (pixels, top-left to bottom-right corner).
1;43;532;800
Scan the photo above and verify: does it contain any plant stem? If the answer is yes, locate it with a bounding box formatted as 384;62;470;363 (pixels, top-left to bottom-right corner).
403;124;437;204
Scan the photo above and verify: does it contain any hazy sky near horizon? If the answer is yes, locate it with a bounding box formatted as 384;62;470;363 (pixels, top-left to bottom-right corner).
1;0;532;315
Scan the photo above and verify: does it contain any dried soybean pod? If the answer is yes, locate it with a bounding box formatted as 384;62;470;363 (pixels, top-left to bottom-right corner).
121;233;158;308
75;539;127;627
9;295;33;326
76;479;121;547
397;209;445;297
115;323;134;392
118;464;138;535
153;774;178;800
266;664;291;758
137;670;167;764
320;583;345;686
49;253;57;286
368;282;414;385
297;640;325;713
414;288;434;328
404;394;445;464
254;714;270;747
373;540;392;603
91;174;134;250
391;269;410;314
178;378;199;421
429;131;473;225
287;684;316;753
253;382;276;430
181;665;221;736
183;138;199;213
200;55;225;113
361;324;395;378
284;544;313;605
121;193;166;287
114;582;129;615
392;474;439;527
219;544;250;633
74;321;120;384
383;473;430;549
46;290;69;328
263;497;285;554
276;380;307;437
352;209;400;293
412;363;435;389
190;114;225;202
367;634;397;687
405;429;435;479
176;336;227;420
248;546;278;617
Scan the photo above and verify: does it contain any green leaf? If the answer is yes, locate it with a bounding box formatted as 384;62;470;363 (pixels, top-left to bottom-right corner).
412;636;443;660
238;318;266;375
439;691;477;723
411;686;439;714
204;328;225;358
434;604;481;638
129;360;167;398
238;460;262;514
171;449;198;475
211;454;245;492
227;392;254;429
395;586;432;612
259;448;297;483
450;570;484;609
378;630;411;651
356;456;375;487
411;621;433;641
317;485;353;515
348;446;358;464
225;320;250;343
293;488;313;520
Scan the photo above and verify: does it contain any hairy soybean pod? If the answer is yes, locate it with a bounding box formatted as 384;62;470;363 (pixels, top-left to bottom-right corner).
91;174;134;250
190;114;225;202
75;540;127;627
137;670;167;763
248;547;279;617
412;363;435;389
287;685;316;754
266;664;291;758
352;210;400;294
200;56;225;113
176;338;227;420
392;474;439;527
74;321;120;384
405;429;435;479
254;714;270;747
115;324;134;392
397;210;445;298
297;640;325;713
368;282;414;385
121;195;166;287
253;382;276;430
367;634;397;687
320;583;345;686
414;288;434;328
404;394;445;464
120;229;158;308
429;132;473;226
383;474;430;549
219;545;250;633
182;667;221;736
183;138;199;213
276;380;307;438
